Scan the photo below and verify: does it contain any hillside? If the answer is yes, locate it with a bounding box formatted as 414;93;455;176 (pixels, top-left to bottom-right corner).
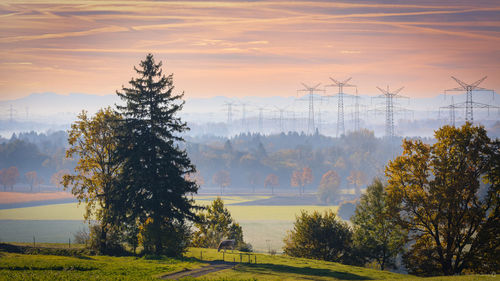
0;245;498;280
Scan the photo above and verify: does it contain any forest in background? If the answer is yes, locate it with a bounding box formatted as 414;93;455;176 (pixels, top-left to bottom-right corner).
0;128;415;203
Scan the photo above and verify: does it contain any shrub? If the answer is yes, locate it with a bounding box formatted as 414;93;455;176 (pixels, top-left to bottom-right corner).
283;210;353;263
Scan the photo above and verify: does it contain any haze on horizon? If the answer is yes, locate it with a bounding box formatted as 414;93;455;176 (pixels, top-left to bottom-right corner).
1;0;499;101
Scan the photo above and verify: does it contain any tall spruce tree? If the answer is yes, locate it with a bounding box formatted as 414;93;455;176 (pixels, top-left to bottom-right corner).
116;54;198;255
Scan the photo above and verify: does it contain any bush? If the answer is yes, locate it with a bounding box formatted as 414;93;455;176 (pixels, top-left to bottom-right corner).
88;224;126;256
283;210;354;263
73;227;90;245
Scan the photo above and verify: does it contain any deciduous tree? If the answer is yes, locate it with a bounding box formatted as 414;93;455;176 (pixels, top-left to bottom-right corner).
385;123;500;275
351;178;406;270
62;108;123;254
51;169;69;188
25;171;41;192
213;170;230;195
1;166;19;191
283;210;353;263
317;170;340;204
192;197;244;249
347;170;367;197
264;173;279;195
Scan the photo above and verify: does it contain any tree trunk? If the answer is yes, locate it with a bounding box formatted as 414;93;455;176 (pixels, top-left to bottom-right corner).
100;224;107;254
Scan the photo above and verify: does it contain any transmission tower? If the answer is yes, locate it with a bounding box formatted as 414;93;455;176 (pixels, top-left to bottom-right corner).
240;102;249;132
297;83;324;135
8;105;17;123
274;106;289;133
374;85;407;138
439;96;457;126
256;106;266;133
325;77;355;137
444;76;496;123
223;102;236;125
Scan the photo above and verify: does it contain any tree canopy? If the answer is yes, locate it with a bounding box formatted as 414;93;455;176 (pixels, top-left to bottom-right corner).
191;197;244;249
351;178;406;270
385;123;500;275
283;210;353;263
62;107;123;254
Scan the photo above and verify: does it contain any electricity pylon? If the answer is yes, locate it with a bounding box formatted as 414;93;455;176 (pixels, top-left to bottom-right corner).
375;85;408;138
439;96;457;126
325;77;355;137
8;105;16;123
297;83;324;135
240;102;249;132
445;76;496;123
274;106;288;133
223;102;236;125
256;106;267;133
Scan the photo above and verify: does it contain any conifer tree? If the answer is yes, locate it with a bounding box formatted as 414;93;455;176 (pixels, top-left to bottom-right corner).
116;54;198;255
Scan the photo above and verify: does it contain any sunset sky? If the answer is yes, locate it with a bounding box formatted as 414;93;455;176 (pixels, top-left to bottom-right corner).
1;0;499;100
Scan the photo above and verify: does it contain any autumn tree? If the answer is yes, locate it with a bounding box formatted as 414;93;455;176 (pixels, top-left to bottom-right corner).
290;170;302;195
283;210;353;263
51;169;69;188
264;173;279;195
317;170;340;204
290;167;313;195
247;171;261;193
301;167;313;193
351;178;406;270
213;170;230;195
116;54;198;256
25;171;41;192
192;197;245;249
62;108;123;254
385;123;500;275
1;166;19;191
347;170;367;197
185;171;205;187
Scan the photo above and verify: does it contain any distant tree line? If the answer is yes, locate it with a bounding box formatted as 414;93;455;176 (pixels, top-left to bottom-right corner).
1;119;404;207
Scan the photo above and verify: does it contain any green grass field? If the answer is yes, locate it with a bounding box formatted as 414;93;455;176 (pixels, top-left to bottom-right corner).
1;247;498;280
0;251;201;280
0;196;337;252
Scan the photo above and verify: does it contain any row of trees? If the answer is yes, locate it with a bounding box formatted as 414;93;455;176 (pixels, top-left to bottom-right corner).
284;124;500;276
186;128;397;197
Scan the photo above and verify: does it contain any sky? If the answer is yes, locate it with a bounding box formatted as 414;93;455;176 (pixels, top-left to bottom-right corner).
0;0;499;100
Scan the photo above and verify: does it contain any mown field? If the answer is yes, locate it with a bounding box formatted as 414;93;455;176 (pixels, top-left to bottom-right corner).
0;246;498;281
0;195;337;252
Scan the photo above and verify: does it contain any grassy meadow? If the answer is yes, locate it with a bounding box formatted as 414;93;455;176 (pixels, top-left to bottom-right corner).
1;247;498;281
0;195;337;252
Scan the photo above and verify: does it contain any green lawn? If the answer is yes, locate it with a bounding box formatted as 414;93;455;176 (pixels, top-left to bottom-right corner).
1;247;497;280
0;251;201;280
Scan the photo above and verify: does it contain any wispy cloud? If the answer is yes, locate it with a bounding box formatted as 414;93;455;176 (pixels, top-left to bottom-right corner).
0;1;499;99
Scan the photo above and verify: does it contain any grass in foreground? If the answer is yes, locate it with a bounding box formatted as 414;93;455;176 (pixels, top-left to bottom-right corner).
0;251;201;280
1;246;499;281
186;247;405;280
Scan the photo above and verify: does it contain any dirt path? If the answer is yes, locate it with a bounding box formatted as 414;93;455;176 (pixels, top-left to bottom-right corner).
160;261;237;280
